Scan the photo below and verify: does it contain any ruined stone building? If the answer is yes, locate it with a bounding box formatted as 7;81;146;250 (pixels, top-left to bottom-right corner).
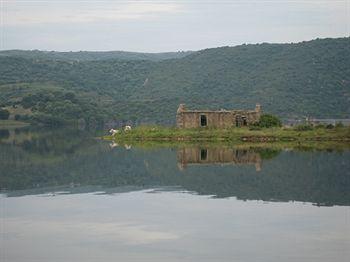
176;103;262;128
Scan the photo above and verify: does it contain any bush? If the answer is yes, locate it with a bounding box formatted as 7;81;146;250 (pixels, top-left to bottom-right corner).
257;114;282;128
326;124;334;129
249;125;262;131
335;122;344;128
314;124;326;129
32;113;66;126
294;124;313;131
20;115;30;121
0;109;10;120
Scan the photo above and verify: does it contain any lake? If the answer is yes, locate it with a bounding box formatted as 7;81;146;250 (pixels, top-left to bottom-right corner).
0;127;349;262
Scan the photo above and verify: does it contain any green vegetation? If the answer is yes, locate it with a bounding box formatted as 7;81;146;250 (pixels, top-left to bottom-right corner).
256;114;282;128
104;125;350;143
0;37;349;125
294;124;313;131
0;83;112;126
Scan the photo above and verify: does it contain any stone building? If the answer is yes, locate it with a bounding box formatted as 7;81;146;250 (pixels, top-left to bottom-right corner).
176;103;262;128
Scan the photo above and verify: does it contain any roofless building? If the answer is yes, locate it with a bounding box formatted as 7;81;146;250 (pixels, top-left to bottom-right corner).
176;103;262;128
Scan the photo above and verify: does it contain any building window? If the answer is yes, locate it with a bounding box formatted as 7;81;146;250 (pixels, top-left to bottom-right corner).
200;115;207;127
235;115;247;127
200;149;208;161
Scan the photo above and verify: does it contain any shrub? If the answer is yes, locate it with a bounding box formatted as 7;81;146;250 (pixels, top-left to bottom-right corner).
257;114;282;128
326;124;334;129
32;113;66;126
20;115;30;121
249;125;262;131
314;124;326;129
335;122;344;128
0;109;10;120
294;124;313;131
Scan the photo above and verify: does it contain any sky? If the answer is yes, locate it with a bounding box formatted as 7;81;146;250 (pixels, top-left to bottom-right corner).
0;0;349;52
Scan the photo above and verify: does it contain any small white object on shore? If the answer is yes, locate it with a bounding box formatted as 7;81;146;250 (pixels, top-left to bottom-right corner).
109;129;120;135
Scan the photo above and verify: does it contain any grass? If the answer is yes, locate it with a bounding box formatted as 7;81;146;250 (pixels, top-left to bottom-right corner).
103;125;350;144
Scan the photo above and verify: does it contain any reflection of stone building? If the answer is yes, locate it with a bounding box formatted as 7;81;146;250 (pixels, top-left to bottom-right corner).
177;147;262;171
176;104;262;128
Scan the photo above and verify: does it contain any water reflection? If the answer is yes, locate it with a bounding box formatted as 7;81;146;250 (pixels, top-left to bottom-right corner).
2;127;349;262
177;147;262;171
0;127;349;206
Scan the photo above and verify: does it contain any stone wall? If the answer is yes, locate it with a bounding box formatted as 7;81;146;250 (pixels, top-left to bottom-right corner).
176;104;261;128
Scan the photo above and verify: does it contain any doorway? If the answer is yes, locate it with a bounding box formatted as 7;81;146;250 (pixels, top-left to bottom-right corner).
200;115;207;127
200;149;208;161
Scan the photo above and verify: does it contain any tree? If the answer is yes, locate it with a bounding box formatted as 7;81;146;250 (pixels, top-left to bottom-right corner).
0;109;10;120
258;114;282;128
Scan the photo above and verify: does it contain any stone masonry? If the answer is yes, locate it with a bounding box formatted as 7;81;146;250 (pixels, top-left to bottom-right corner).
176;103;262;128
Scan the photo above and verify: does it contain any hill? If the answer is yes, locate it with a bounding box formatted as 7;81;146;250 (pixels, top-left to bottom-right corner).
0;37;349;126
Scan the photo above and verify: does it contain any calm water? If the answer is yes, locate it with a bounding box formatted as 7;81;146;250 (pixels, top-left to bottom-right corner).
0;127;349;262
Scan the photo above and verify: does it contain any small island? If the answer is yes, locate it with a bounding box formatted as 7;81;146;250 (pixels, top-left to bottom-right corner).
104;125;350;143
104;104;350;145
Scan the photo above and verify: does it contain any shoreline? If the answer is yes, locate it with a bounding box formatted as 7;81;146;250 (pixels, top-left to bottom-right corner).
0;120;30;128
102;126;350;145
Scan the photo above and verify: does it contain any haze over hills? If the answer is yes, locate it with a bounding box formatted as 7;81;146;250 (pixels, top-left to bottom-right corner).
0;37;349;126
0;50;194;62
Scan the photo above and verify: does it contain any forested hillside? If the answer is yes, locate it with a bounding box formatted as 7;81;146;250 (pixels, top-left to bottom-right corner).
0;37;349;126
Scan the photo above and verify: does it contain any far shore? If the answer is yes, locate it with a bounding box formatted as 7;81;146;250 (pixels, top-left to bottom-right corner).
0;120;30;128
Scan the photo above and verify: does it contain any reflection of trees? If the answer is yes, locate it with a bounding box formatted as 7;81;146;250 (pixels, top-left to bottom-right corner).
1;127;98;158
19;129;94;156
0;130;349;206
0;128;107;190
257;148;281;159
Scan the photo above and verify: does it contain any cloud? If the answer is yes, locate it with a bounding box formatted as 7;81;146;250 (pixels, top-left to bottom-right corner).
2;1;184;26
3;218;181;245
1;0;348;51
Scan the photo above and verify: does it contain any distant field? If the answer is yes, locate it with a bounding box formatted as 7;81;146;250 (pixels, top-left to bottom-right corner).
4;105;33;119
0;120;30;128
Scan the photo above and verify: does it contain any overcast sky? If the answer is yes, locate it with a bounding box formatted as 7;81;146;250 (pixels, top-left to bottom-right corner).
0;0;349;52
